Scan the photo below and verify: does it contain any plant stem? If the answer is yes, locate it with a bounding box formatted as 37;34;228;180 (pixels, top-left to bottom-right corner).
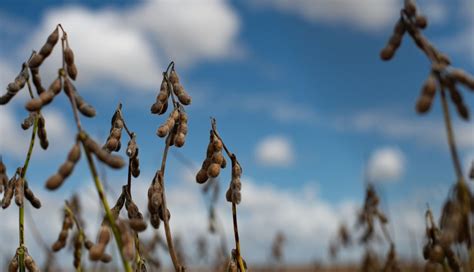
17;114;39;272
158;132;183;272
79;133;132;272
439;86;465;182
232;203;246;272
210;118;246;272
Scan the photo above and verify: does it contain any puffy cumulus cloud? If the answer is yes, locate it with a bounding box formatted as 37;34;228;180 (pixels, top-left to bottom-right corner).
129;0;241;66
21;1;241;91
255;135;295;167
254;0;399;32
367;147;405;182
26;6;162;90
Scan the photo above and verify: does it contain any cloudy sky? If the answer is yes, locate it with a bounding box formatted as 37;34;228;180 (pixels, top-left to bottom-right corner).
0;0;473;269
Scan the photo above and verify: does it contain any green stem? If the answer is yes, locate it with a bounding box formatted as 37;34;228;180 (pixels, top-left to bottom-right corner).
18;116;39;272
79;134;132;272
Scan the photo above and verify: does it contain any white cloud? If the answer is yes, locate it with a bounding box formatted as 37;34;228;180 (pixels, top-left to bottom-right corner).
129;0;241;66
254;0;399;32
255;135;295;167
436;0;474;63
367;147;405;182
20;1;241;92
337;111;474;149
419;0;447;25
26;6;162;90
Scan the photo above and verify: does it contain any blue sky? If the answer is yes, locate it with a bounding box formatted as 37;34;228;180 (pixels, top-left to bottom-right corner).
0;0;473;267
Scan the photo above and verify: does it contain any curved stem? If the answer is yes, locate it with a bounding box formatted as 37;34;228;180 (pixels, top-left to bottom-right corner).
158;132;183;271
79;134;132;272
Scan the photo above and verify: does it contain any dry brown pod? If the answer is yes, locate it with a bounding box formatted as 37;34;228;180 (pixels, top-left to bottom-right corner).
151;79;170;114
14;177;24;207
29;66;46;95
83;135;125;169
2;175;17;209
449;68;474;90
37;113;49;149
89;225;111;261
104;109;124;152
24;181;41;209
45;142;81;190
24;251;39;272
21;113;37;130
0;159;8;194
0;64;29;105
8;253;18;272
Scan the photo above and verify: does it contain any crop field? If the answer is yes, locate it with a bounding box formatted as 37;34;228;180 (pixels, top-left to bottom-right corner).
0;0;473;271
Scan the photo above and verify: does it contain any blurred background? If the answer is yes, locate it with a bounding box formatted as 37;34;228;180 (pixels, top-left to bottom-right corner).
0;0;473;270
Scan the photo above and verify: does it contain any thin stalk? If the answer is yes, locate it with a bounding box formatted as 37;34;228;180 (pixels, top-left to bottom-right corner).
210;118;246;272
17;116;38;272
232;203;246;272
158;132;183;272
60;29;131;271
79;135;132;272
439;86;464;182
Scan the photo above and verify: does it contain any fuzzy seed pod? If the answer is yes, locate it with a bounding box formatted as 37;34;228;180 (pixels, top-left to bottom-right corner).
14;177;24;207
0;64;29;105
24;252;39;272
226;159;242;205
415;15;428;29
84;239;94;250
404;0;417;16
380;45;395;61
117;220;135;261
445;80;470;120
2;176;16;209
450;68;474;90
196;169;209;184
21;113;37;130
45;174;64;190
157;109;179;138
64;46;75;66
148;171;164;228
104;110;124;152
75;92;96;117
28;53;44;69
151;79;170;114
35;27;59;61
84;136;125;169
37;114;49;149
207;163;221;178
129;218;147;232
0;159;8;194
416;95;433;114
100;253;112;263
29;66;46;95
25;75;61;111
422;74;437;97
89;226;110;261
126;199;143;220
67;63;78;80
8;253;18;272
24;184;41;209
